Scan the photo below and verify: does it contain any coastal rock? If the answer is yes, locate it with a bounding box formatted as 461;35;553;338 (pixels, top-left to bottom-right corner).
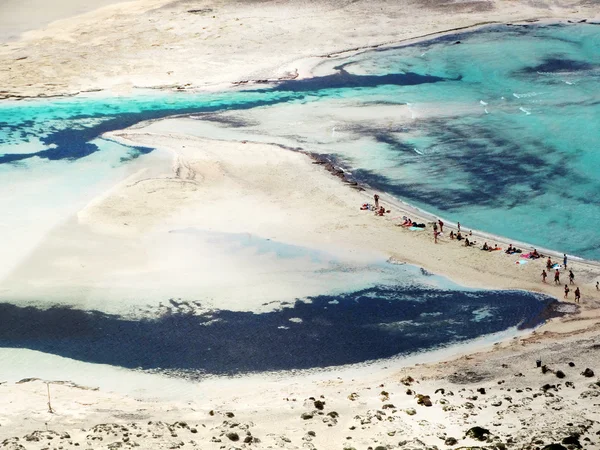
314;400;325;410
465;426;490;441
579;390;600;399
581;368;595;377
301;412;314;420
226;432;239;442
24;431;60;442
417;394;432;407
556;370;566;379
444;437;458;445
1;438;26;450
561;434;582;448
541;445;568;450
401;376;415;386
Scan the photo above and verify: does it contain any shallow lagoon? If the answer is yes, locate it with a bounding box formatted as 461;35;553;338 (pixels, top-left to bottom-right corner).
0;23;596;375
1;23;599;259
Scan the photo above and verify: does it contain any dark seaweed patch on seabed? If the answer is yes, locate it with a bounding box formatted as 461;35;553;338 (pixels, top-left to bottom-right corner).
266;68;454;93
518;57;596;74
346;117;579;211
0;286;555;375
0;68;453;165
0;97;294;164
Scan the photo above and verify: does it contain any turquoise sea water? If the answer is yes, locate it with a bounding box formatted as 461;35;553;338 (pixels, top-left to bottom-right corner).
1;23;599;260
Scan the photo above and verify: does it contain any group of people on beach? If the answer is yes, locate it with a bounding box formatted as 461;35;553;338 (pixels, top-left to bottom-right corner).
366;193;594;304
540;254;583;302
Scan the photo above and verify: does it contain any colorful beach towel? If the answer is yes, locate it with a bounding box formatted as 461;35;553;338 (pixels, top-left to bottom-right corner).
409;226;425;231
521;252;532;259
516;260;529;265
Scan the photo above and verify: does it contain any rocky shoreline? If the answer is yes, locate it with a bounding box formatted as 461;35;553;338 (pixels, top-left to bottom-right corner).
2;330;599;450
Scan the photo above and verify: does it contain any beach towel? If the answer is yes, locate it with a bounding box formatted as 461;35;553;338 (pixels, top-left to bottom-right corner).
409;226;425;231
520;253;532;259
516;260;529;265
551;263;560;269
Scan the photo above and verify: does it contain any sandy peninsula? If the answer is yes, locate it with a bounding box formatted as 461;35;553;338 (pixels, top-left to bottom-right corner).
1;0;600;449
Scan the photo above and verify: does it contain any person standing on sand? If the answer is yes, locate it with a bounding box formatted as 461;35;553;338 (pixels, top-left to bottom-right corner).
433;221;438;233
541;270;547;283
438;219;444;232
554;269;560;285
457;222;461;232
434;230;439;244
374;194;379;209
564;284;570;299
597;281;599;291
574;287;581;303
563;253;568;268
569;270;575;285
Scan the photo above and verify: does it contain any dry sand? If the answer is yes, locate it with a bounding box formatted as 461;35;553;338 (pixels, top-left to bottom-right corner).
2;0;600;448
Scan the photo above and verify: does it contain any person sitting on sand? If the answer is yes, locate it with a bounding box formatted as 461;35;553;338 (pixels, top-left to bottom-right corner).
532;249;540;259
546;257;553;270
402;217;413;227
465;237;473;247
489;243;499;251
564;284;570;299
554;269;560;285
376;206;385;216
541;269;547;283
482;242;489;251
449;230;455;240
456;231;463;241
506;244;514;254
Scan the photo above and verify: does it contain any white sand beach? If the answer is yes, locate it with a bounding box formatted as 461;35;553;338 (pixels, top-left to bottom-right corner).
1;1;600;449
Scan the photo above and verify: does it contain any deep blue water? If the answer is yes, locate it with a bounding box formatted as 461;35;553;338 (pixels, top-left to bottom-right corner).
0;286;558;375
